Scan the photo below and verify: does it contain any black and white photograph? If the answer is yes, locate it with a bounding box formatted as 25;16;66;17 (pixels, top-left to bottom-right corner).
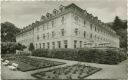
1;0;128;79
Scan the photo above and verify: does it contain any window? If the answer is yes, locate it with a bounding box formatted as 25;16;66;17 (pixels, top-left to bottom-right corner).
74;16;79;23
37;35;39;40
61;29;64;36
57;41;61;48
84;31;86;38
47;33;49;39
61;16;64;24
52;31;55;38
39;43;41;48
75;28;78;36
43;25;45;30
52;21;54;27
47;22;49;29
95;27;97;31
90;33;92;39
84;20;86;25
36;43;38;49
52;42;55;49
80;41;82;48
74;40;77;48
43;34;45;39
90;24;93;30
43;43;45;49
37;26;39;31
47;42;50;49
64;40;68;48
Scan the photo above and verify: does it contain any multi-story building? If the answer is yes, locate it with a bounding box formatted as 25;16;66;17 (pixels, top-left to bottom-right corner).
16;3;119;50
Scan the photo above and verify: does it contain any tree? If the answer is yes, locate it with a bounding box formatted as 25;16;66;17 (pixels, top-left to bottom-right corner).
1;22;21;42
1;42;26;54
29;43;35;52
16;43;27;51
111;16;127;49
112;16;122;31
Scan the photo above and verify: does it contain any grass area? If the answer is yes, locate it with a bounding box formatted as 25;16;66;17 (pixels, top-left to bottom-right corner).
2;55;65;72
31;64;101;79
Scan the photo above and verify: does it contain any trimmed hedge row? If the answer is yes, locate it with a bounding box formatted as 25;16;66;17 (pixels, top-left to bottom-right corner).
32;48;127;65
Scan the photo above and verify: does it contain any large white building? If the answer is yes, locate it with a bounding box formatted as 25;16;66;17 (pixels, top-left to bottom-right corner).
16;3;119;50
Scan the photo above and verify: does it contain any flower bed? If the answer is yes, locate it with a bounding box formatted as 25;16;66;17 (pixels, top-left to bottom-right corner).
31;64;101;79
2;55;65;72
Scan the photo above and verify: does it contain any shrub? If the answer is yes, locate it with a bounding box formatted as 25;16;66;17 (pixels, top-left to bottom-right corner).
32;48;127;65
29;43;35;52
1;42;26;54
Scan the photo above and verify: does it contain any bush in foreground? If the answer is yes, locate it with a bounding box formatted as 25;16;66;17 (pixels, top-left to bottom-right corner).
32;48;127;65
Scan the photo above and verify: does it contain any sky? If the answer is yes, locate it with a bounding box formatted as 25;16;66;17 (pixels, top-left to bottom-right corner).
1;0;127;29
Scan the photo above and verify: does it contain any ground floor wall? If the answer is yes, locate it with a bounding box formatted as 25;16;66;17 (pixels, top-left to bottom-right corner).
18;36;119;51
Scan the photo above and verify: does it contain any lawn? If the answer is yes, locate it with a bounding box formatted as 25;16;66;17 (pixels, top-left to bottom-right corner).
31;64;101;79
2;55;65;72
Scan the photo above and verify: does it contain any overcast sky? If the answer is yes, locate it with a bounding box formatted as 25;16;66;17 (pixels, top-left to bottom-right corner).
1;0;127;29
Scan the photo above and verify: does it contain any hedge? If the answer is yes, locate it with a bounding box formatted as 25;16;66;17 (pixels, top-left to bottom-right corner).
32;48;127;65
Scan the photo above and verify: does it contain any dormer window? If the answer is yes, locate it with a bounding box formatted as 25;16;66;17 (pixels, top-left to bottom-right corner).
46;13;52;18
83;10;88;15
59;5;65;12
53;9;59;15
41;15;45;21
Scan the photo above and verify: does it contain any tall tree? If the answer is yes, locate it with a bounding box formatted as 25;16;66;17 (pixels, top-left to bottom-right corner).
1;22;21;42
29;43;35;52
111;16;127;49
112;16;122;31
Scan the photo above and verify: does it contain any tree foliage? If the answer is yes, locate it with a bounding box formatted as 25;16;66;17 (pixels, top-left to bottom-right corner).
29;43;35;52
1;22;21;42
111;16;127;49
1;42;26;54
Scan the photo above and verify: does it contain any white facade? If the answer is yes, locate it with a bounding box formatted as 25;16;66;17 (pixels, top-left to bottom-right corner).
16;3;119;50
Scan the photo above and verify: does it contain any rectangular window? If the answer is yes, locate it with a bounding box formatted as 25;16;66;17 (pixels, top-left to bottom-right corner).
80;41;82;48
75;28;78;36
61;29;64;36
47;33;49;39
74;40;77;48
64;40;68;48
37;35;39;40
43;34;45;39
52;31;55;38
90;33;92;39
61;16;64;24
52;42;55;49
57;41;61;48
84;20;86;25
37;26;39;31
47;42;50;49
36;43;38;49
90;24;92;30
47;22;49;29
84;31;86;38
43;43;45;49
39;43;41;48
52;20;54;27
95;27;97;31
43;24;45;30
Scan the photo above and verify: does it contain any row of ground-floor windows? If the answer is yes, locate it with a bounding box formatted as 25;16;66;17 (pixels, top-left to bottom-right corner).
35;40;84;49
35;40;68;49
